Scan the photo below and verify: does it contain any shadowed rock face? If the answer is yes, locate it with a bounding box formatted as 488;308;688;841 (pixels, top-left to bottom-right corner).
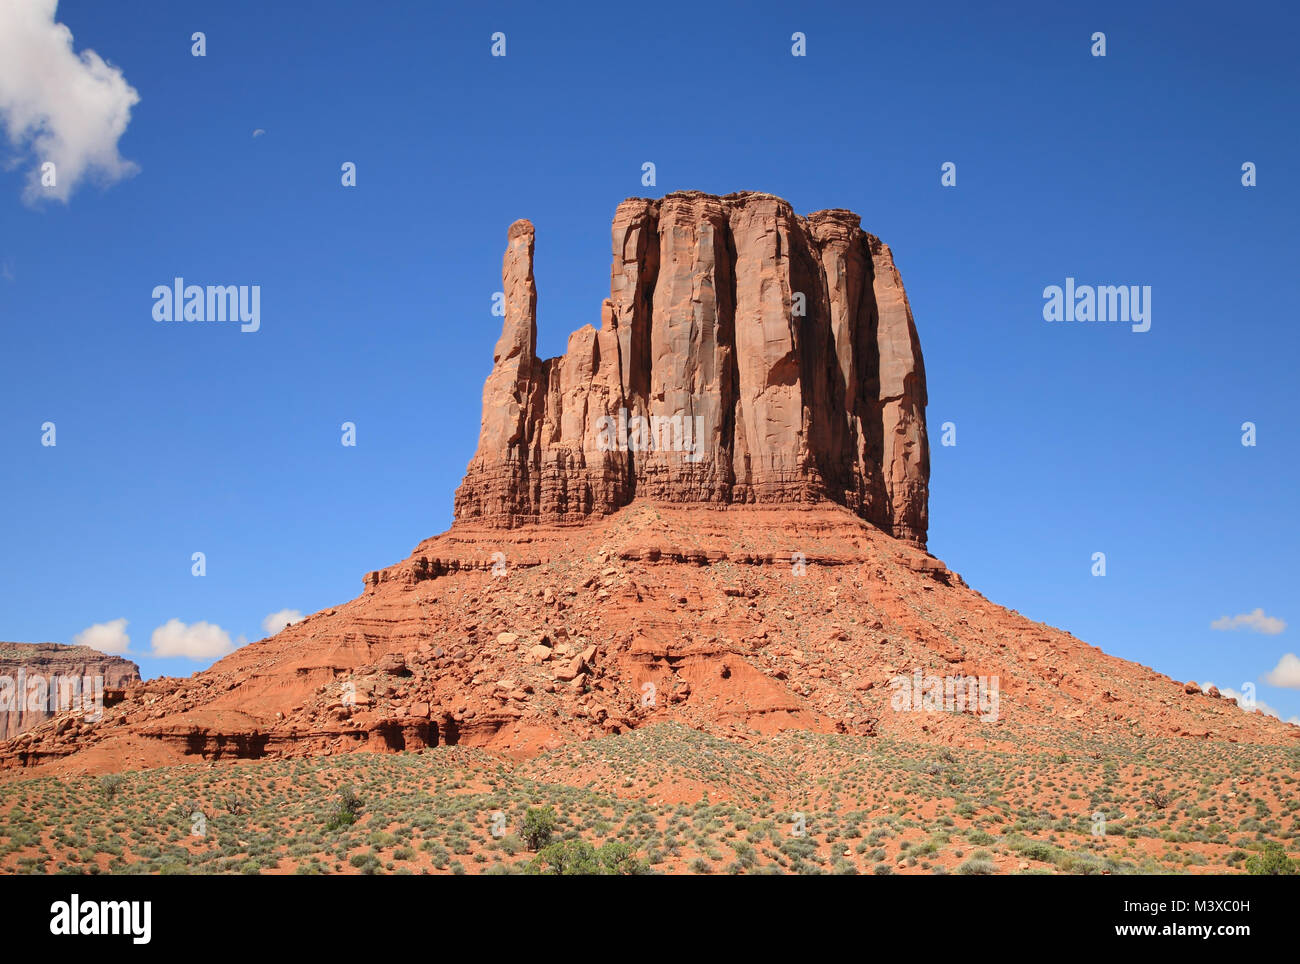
453;190;930;546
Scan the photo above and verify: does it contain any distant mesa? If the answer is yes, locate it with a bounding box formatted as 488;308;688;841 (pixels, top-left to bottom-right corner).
0;642;140;741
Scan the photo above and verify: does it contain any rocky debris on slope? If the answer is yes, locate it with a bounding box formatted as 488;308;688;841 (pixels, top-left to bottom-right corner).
453;191;930;547
0;643;139;740
3;504;1294;776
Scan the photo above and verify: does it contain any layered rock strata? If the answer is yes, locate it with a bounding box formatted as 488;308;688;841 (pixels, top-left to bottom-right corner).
0;642;140;739
453;191;930;546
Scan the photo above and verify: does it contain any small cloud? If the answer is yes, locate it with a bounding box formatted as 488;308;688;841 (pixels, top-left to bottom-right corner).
72;617;130;655
1210;608;1286;635
150;619;242;660
1262;653;1300;690
1;259;13;281
0;0;140;203
262;608;304;636
252;128;265;138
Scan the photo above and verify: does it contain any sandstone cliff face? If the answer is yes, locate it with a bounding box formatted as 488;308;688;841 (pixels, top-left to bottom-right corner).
0;643;140;740
453;191;930;546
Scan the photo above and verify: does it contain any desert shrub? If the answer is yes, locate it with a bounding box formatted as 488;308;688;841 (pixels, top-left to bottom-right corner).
338;787;362;815
1145;788;1173;810
1246;842;1298;876
597;841;649;875
325;788;362;830
349;852;381;874
522;806;557;851
1012;840;1061;864
494;833;523;856
730;840;757;868
99;775;125;801
222;795;247;815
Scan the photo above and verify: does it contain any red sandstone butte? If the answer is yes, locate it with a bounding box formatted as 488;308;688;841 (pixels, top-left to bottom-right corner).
2;192;1294;778
453;191;929;547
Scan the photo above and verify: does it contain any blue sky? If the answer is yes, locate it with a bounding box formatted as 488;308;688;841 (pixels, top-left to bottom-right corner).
1;0;1296;719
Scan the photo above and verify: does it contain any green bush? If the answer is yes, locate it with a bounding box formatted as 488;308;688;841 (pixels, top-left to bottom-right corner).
349;852;381;874
598;841;649;875
495;833;523;856
1246;843;1297;875
527;839;650;875
325;788;363;830
1012;840;1061;864
522;807;557;851
325;809;355;831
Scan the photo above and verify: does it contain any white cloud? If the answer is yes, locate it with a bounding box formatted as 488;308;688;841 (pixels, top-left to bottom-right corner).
1203;682;1300;727
1210;608;1286;635
1262;653;1300;690
72;617;130;655
150;619;242;661
0;0;140;203
262;609;304;636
